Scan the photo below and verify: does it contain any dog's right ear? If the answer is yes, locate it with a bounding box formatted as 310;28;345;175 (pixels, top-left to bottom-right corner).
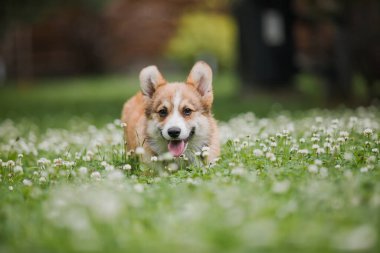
139;66;166;98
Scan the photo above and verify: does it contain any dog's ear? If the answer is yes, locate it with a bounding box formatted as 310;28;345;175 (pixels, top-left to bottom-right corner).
186;61;213;106
139;65;166;98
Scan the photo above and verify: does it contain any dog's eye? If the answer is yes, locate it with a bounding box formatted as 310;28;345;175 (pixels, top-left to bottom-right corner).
158;108;168;117
183;108;192;116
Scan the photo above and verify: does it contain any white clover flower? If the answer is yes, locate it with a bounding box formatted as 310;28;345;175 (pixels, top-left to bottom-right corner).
78;166;88;175
23;179;33;186
101;161;108;167
159;152;173;161
253;149;263;157
337;137;346;143
17;153;23;159
150;156;158;162
228;162;236;167
312;144;320;150
371;148;379;154
270;142;277;147
363;128;373;136
167;163;178;172
272;180;290;194
6;160;15;168
344;152;354;161
308;164;318;173
135;146;145;155
340;131;349;138
107;170;124;181
266;152;276;162
194;151;202;157
90;171;101;181
367;156;376;163
360;167;368;173
122;164;132;170
53;158;63;166
200;146;210;152
105;164;115;171
335;164;341;170
13;165;23;174
37;157;51;166
39;176;47;183
8;186;13;191
134;184;144;193
233;138;240;144
311;137;320;142
290;146;299;152
202;150;209;157
314;159;322;166
231;166;245;176
298;149;309;155
299;138;306;143
316;148;325;154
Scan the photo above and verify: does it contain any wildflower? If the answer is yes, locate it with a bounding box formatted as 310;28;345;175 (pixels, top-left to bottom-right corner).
39;177;47;183
272;180;290;194
17;153;23;159
314;159;322;166
363;128;373;136
37;158;51;166
367;156;376;163
316;148;325;154
150;156;158;162
253;149;263;157
308;164;318;173
122;164;132;170
231;167;245;176
167;163;178;172
23;179;33;186
372;148;379;154
344;152;354;161
194;151;202;157
78;167;88;175
299;138;306;143
312;144;319;150
135;146;145;155
53;158;63;166
9;186;13;191
298;149;309;155
13;165;23;174
6;160;15;168
335;164;341;170
270;142;277;148
360;167;368;173
266;152;276;162
90;171;101;181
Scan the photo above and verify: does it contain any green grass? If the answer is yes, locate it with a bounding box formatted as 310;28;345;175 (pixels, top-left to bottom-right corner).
0;72;323;127
0;73;379;253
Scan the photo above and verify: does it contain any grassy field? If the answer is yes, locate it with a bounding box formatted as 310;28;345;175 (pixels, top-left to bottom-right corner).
0;73;379;253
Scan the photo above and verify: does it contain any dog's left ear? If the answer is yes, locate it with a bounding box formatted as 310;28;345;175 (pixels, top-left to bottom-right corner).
139;65;166;98
186;61;213;107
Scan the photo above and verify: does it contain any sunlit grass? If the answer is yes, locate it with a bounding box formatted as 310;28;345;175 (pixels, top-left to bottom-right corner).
1;107;379;253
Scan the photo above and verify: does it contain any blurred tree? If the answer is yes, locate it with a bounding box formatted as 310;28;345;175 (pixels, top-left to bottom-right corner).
166;12;236;70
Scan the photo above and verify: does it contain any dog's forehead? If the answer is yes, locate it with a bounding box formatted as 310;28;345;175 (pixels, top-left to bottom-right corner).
153;83;201;108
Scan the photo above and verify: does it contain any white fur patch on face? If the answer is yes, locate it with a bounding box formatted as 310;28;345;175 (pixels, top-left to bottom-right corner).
162;90;190;140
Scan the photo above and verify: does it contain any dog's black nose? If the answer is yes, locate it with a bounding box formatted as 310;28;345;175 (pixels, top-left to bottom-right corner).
168;127;181;138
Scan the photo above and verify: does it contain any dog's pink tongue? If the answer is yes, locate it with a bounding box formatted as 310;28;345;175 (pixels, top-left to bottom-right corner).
168;140;185;157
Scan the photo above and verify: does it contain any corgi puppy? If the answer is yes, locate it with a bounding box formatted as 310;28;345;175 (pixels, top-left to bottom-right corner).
121;61;220;163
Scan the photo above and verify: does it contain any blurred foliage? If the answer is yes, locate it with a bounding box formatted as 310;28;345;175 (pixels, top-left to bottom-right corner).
166;12;237;70
0;0;106;36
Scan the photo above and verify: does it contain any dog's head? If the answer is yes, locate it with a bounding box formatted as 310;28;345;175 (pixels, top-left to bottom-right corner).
140;61;214;158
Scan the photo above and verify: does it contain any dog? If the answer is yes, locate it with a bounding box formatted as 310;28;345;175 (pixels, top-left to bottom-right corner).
121;61;220;164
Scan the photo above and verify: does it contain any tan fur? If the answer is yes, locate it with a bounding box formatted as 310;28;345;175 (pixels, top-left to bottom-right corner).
121;61;220;163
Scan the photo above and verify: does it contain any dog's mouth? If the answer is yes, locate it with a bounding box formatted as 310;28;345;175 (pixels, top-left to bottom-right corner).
166;127;195;157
